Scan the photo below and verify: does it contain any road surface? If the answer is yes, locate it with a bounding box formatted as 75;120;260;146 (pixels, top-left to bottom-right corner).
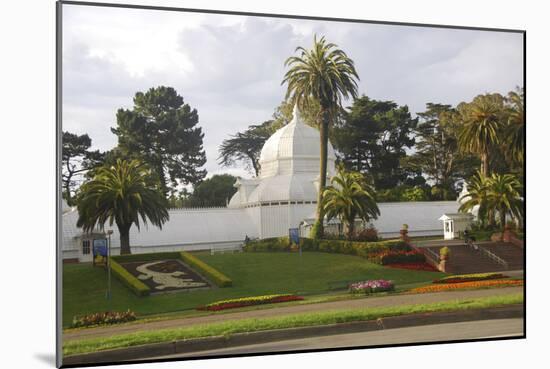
156;318;524;359
64;286;523;342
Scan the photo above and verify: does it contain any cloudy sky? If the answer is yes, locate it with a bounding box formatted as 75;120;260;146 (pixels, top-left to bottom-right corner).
62;4;523;179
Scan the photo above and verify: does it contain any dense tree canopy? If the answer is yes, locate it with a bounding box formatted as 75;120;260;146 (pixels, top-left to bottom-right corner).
218;121;277;176
333;96;417;190
111;86;207;195
62;131;105;205
404;103;479;200
181;174;238;207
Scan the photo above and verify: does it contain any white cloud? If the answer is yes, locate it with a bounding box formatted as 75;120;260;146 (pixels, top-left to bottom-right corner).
62;4;523;179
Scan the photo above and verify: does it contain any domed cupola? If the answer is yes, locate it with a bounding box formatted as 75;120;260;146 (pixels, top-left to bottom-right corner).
258;105;336;178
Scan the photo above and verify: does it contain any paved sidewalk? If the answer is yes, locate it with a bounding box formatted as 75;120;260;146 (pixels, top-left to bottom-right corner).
64;286;523;342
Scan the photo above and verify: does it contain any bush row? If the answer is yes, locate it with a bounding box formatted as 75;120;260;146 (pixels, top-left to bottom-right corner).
111;252;181;263
243;237;291;252
180;252;232;287
244;237;409;259
368;250;426;265
110;258;150;296
71;310;137;328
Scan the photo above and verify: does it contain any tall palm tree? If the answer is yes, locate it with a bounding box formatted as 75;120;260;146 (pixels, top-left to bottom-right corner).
504;88;525;165
282;35;359;238
457;94;505;177
322;166;379;240
76;159;169;254
459;171;491;227
485;173;523;229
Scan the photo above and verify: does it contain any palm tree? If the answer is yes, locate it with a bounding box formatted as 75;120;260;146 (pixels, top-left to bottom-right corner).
459;171;491;227
322;166;379;240
76;159;169;255
457;94;505;177
282;35;359;238
504;88;525;165
485;173;523;229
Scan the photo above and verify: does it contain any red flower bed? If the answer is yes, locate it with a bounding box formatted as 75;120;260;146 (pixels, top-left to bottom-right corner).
197;294;304;311
386;262;439;272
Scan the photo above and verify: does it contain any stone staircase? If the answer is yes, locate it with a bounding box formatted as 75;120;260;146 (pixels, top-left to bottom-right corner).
479;241;524;270
424;242;524;274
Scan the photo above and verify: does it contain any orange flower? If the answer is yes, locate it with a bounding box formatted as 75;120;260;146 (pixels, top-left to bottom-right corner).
410;279;523;294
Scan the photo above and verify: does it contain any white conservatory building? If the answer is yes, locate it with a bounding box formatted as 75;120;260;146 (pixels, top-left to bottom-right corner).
62;106;460;262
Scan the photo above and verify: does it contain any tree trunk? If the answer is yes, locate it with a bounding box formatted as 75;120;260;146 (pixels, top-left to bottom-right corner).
64;180;73;206
500;205;507;230
118;224;132;255
314;109;330;239
345;219;355;240
154;161;168;197
481;152;489;177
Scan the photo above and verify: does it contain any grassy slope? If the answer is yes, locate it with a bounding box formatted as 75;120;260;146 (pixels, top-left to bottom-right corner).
64;293;523;356
63;251;444;326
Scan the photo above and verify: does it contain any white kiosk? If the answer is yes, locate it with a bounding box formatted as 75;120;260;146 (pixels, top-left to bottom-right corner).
439;213;474;240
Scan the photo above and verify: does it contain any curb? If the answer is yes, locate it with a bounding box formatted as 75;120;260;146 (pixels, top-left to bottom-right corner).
63;304;523;366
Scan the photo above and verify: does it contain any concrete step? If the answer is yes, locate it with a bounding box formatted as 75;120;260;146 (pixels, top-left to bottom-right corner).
425;244;511;274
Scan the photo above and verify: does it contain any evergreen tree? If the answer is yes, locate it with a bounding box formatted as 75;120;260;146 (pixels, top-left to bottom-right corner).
112;86;207;195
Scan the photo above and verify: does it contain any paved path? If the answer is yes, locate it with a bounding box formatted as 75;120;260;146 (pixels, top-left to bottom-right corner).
160;318;523;358
64;286;523;342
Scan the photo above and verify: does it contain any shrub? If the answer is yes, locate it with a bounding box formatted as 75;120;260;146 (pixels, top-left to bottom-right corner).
71;310;137;328
439;246;450;259
368;250;425;265
110;258;150;296
197;294;303;311
385;262;439;272
433;273;508;284
180;252;232;287
354;226;379;242
243;237;290;252
245;237;410;261
112;252;180;263
349;280;394;294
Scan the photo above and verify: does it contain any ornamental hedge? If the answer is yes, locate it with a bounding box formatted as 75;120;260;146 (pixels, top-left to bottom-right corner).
243;237;290;252
180;252;232;287
111;252;181;263
109;258;150;296
244;237;409;259
368;250;426;265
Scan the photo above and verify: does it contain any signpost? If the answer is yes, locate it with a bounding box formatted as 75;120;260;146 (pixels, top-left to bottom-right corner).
289;228;303;293
289;227;300;253
92;239;108;266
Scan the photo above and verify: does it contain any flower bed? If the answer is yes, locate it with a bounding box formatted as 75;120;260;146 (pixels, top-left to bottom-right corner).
410;279;523;294
433;272;508;284
197;294;304;311
349;280;395;294
71;310;137;328
386;262;439;272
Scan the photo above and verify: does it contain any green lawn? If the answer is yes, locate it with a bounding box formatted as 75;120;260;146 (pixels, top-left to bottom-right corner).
63;251;444;327
64;293;523;356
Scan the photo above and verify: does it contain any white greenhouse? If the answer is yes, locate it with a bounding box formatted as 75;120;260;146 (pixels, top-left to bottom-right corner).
62;106;461;262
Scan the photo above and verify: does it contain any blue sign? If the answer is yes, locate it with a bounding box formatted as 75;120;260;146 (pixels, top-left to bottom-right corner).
93;239;108;257
289;228;300;245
